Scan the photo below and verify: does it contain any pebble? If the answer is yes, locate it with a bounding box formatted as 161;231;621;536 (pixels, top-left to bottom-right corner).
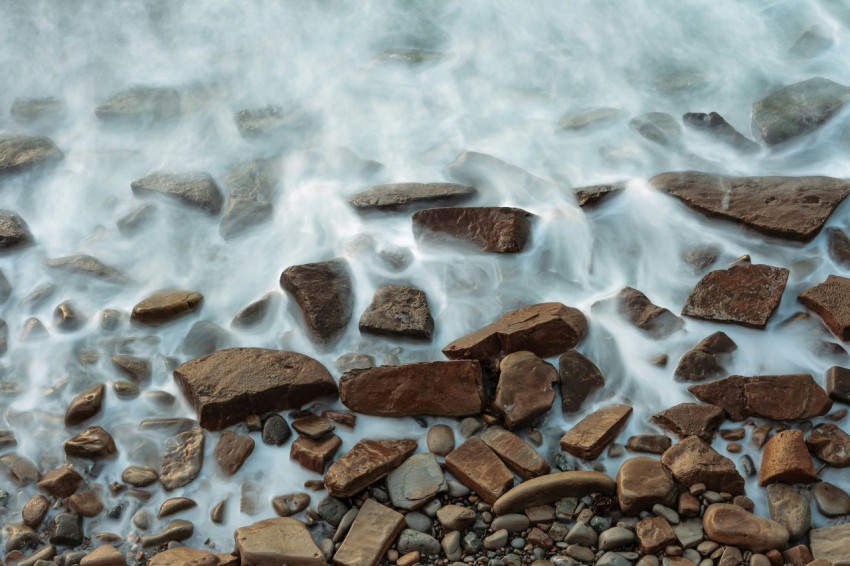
701;491;724;504
21;495;49;527
565;521;598;546
437;504;476;531
132;510;150;530
157;497;197;518
462;532;482;553
484;529;509;550
317;496;348;527
421;498;442;517
491;514;530;533
210;499;226;524
459;417;483;437
598;526;636;551
139;520;194;547
397;551;420;566
332;507;358;543
403;511;433;534
49;513;83;546
427;424;455;456
397;529;440;555
653;504;680;524
442;531;462;561
447;480;470;498
565;544;596;562
261;415;291;445
511;538;525;549
597;553;633;566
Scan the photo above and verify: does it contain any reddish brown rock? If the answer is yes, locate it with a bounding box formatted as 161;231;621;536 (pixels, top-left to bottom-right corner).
493;351;557;429
334;499;406;566
826;366;850;404
279;258;353;342
635;516;677;554
64;426;116;458
661;436;745;494
291;415;334;440
616;457;677;515
131;290;204;325
559;404;632;460
674;331;737;382
67;491;103;517
444;437;514;505
759;430;817;485
703;503;790;553
412;207;532;253
626;435;673;454
806;423;850;467
214;431;255;476
652;403;726;441
339;361;484;417
688;374;832;421
618;287;683;338
358;285;434;340
64;384;106;427
173;348;337;431
148;547;230;566
37;466;83;498
558;351;604;414
234;517;325;566
290;434;341;474
22;495;49;527
480;427;549;480
443;302;587;361
799;275;850;340
650;171;850;242
682;264;789;329
324;439;417;498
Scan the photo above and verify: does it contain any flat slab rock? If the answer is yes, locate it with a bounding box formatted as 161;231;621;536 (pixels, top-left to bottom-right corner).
338;361;484;417
131;172;224;215
280;258;353;342
350;182;476;211
358;285;434;340
95;87;181;124
480;427;550;480
334;499;406;566
173;348;337;430
324;439;417;498
574;181;626;208
443;302;587;361
810;523;850;565
445;437;514;505
799;275;850;340
688;374;832;421
682;264;789;329
234;517;325;566
412;207;532;253
650;171;850;242
0;134;63;175
160;428;204;491
652;403;725;441
45;255;128;283
559;404;632;460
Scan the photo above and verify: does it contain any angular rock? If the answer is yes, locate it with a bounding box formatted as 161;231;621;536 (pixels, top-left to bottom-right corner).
289;434;341;474
618;287;683;338
233;104;309;138
65;384;105;427
37;466;83;498
68;490;104;517
752;77;850;145
220;158;278;239
493;351;557;429
160;428;204;490
324;439;417;498
651;171;850;242
559;404;632;460
799;275;850;340
759;430;817;485
480;427;549;480
702;503;790;553
807;423;850;467
334;499;406;566
445;437;513;505
339;361;484;417
674;332;736;382
232;293;275;330
0;453;39;486
0;134;63;175
234;517;325;566
291;415;334;440
95;87;180;125
350;182;476;212
49;513;83;546
173;348;337;430
131;290;203;325
7;522;39;550
358;285;434;340
626;435;673;454
412;206;532;253
652;403;725;441
443;302;587;361
387;453;447;510
766;483;811;540
682;112;760;153
492;471;616;515
214;431;255;475
64;426;116;458
826;365;850;404
132;172;223;215
574;181;626;208
635;516;677;554
661;436;745;494
688;374;832;421
279;258;353;342
0;210;33;250
111;355;151;381
558;350;604;414
810;523;850;565
616;457;677;515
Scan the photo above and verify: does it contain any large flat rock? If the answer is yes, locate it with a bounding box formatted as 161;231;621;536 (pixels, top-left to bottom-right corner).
173;348;337;430
350;182;475;211
650;171;850;242
280;258;353;342
702;503;789;554
358;285;434;340
412;207;532;253
810;523;850;565
234;517;325;566
445;438;513;505
661;436;744;494
324;439;417;498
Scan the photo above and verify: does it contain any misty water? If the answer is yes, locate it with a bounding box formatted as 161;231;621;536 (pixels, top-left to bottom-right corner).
2;0;850;554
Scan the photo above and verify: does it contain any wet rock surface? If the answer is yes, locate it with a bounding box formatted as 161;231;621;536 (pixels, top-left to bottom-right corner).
324;439;417;498
661;435;745;494
558;350;604;414
682;111;760;153
806;422;850;467
159;428;204;491
0;210;34;251
358;284;435;340
617;286;683;338
574;181;626;207
219;158;278;239
131;290;204;325
703;503;789;553
674;331;736;382
95;87;180;125
445;437;514;504
350;182;476;211
652;402;725;441
280;258;353;342
131;172;224;215
0;134;63;175
412;207;532;252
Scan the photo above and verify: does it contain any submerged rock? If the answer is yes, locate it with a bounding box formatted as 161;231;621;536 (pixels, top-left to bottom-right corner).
558;107;621;130
131;289;203;325
45;255;128;283
64;426;116;459
95;87;180;125
350;182;475;211
64;384;105;427
10;97;66;123
574;181;626;208
234;104;312;139
799;275;850;340
160;428;204;491
682;112;760;153
674;331;737;382
0;134;63;175
412;207;532;253
0;210;34;251
618;286;683;338
181;321;231;356
629;112;682;147
358;285;434;340
131;172;224;215
280;258;353;342
219;158;279;239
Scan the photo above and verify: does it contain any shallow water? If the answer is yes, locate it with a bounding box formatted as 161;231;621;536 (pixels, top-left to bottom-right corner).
1;0;850;551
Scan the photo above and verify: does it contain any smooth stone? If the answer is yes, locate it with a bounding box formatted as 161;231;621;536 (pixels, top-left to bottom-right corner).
682;112;760;153
806;423;850;467
766;483;810;540
64;426;116;458
558;350;605;414
214;431;255;475
598;527;636;551
349;182;475;212
21;496;49;528
334;499;405;566
490;514;530;533
397;529;441;555
160;428;205;490
45;255;127;283
233;517;324;566
131;290;203;325
618;286;683;339
812;482;850;516
386;452;447;510
426;425;455;456
702;504;789;553
492;471;616;515
65;384;106;427
317;496;348;527
272;493;310;517
0;210;33;251
110;355;151;381
261;415;292;446
158;498;197;519
436;505;476;531
79;545;125;566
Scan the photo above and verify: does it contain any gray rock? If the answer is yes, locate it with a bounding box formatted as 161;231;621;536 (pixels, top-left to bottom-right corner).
45;255;127;283
262;415;291;446
427;425;455;456
95;87;180;125
4;523;39;552
350;182;476;212
766;483;810;540
447;480;469;498
332;507;358;543
0;134;63;175
598;527;635;551
220;158;279;239
558;107;621;130
0;210;33;251
234;104;312;138
397;529;440;554
0;454;39;486
132;172;223;215
231;293;276;329
812;481;850;516
181;321;230;356
442;531;462;561
403;512;433;534
672;518;704;549
316;496;348;527
484;529;509;550
387;452;447;510
10;97;66;123
596;552;633;566
565;522;597;547
629;112;682;146
462;532;482;553
652;504;680;525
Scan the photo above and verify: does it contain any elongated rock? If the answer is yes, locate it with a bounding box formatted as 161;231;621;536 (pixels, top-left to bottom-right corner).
350;182;476;211
132;290;203;325
618;287;682;338
443;302;587;361
661;436;745;494
493;351;557;429
682;112;760;153
492;471;616;515
173;348;337;430
234;517;325;566
95;87;180;125
412;207;532;253
280;258;353;342
559;404;632;460
799;275;850;340
0;134;63;174
574;181;626;208
480;427;549;480
160;428;204;490
324;439;417;498
339;361;484;417
651;171;850;242
334;499;406;566
702;503;789;553
132;172;223;215
558;351;604;414
445;438;513;505
45;255;127;283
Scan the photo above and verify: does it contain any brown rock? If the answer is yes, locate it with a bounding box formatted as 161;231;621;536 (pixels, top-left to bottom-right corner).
682;264;789;329
491;471;617;515
131;290;203;325
234;517;325;566
65;384;105;427
148;547;225;566
290;434;341;474
426;425;455;456
652;403;726;441
806;423;850;467
444;437;514;505
759;430;817;485
324;439;417;498
339;361;484;417
0;210;33;250
412;206;532;253
279;258;353;342
812;482;850;516
480;427;549;480
110;355;151;381
661;436;745;494
37;466;83;498
214;431;255;475
493;351;557;429
122;466;157;487
68;491;103;517
334;499;406;566
131;172;223;215
0;453;39;486
349;182;476;212
559;404;632;460
810;523;850;565
64;426;116;458
173;348;337;430
618;287;683;338
635;517;677;554
766;483;811;540
674;332;737;382
616;457;677;515
444;302;587;361
702;503;790;553
272;493;310;517
650;171;850;242
575;181;626;207
782;545;814;566
800;275;850;340
160;428;205;491
558;351;604;414
80;545;125;566
291;415;335;440
158;497;197;518
358;285;434;340
22;495;49;527
828;228;850;267
826;365;850;404
626;435;673;454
